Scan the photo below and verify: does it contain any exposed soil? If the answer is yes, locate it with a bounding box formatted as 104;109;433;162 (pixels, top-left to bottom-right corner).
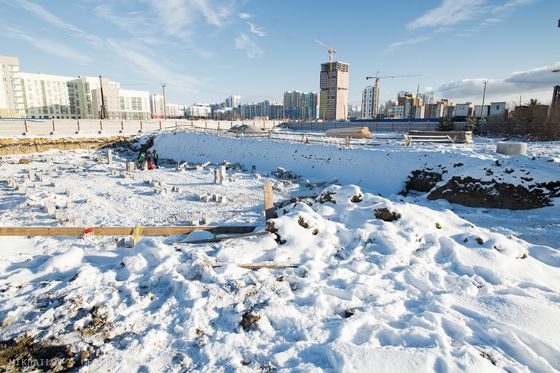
404;170;442;193
0;335;84;372
427;176;552;210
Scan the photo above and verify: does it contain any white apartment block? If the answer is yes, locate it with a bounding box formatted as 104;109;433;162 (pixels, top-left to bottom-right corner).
15;72;76;119
119;89;150;120
1;55;151;120
185;104;211;118
166;103;184;118
0;55;21;117
150;95;165;118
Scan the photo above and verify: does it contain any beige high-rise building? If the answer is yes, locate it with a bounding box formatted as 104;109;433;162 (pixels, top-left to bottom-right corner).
319;61;349;120
0;55;21;118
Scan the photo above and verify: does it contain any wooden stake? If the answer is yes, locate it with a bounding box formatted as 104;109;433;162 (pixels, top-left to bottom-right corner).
263;181;277;221
0;225;256;237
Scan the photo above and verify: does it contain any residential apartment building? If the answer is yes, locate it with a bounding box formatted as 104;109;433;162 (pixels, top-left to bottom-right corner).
319;61;349;120
1;55;152;119
15;72;77;119
119;89;151;120
0;55;21;117
361;86;377;119
239;100;283;120
225;95;240;109
185;104;211;118
283;91;317;119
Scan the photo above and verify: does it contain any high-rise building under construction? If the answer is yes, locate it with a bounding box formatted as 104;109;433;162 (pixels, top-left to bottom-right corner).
319;61;349;121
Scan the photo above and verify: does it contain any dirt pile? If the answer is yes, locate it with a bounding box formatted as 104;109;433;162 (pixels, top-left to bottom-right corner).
405;169;559;210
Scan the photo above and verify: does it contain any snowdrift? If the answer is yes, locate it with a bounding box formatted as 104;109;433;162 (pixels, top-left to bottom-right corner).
153;132;560;206
2;185;559;371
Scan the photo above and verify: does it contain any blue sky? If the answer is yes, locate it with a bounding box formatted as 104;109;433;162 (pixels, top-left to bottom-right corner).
1;0;559;106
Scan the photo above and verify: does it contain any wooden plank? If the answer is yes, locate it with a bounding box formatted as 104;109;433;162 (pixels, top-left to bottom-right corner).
0;226;256;237
237;263;299;270
263;182;277;221
176;231;268;245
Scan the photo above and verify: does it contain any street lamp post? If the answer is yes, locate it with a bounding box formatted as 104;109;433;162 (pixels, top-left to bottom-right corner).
477;80;488;131
162;83;167;120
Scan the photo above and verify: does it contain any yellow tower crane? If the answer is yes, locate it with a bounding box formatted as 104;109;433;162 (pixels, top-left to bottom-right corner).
316;40;336;122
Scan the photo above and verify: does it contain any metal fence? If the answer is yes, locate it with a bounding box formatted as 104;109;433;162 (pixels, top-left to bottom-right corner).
0;119;280;138
282;120;468;132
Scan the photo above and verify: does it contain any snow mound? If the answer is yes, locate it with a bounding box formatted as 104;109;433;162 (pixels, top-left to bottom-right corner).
1;182;559;371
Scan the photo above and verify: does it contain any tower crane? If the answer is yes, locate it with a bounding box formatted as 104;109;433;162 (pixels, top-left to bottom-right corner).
316;40;337;121
315;40;336;62
365;72;419;117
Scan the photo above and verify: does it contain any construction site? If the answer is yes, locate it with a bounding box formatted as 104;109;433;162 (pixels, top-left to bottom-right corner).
0;123;559;371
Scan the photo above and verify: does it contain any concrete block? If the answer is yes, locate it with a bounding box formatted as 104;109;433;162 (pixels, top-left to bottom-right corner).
496;142;527;156
44;204;56;215
116;237;137;248
54;210;67;221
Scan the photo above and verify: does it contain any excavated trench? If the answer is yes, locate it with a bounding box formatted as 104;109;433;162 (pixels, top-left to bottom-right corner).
0;136;138;155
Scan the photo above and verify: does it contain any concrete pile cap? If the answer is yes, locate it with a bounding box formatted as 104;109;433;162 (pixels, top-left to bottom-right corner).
496;142;527;155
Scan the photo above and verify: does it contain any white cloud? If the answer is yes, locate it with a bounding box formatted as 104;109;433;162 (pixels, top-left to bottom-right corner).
247;22;266;37
106;39;203;93
435;62;560;103
408;0;537;30
385;36;431;53
145;0;234;37
10;0;83;33
407;0;486;30
5;0;102;47
234;33;263;58
3;26;90;64
191;0;232;27
94;4;148;33
238;12;251;20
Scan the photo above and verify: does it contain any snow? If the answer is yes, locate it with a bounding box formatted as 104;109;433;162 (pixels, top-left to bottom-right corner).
0;134;559;372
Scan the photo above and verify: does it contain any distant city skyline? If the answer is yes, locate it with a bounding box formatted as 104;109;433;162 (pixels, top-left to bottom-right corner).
1;0;559;106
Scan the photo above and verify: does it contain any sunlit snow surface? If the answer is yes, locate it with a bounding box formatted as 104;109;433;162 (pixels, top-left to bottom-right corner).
0;138;559;372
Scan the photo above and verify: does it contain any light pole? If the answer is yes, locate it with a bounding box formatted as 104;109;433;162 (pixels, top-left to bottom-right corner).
161;83;167;120
477;80;487;130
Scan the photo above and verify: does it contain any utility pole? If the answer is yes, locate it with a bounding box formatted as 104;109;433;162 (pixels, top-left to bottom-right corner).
99;75;107;120
477;80;487;129
162;83;167;120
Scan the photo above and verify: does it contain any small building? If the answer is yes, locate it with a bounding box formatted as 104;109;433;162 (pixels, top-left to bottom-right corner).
489;102;508;119
454;103;473;119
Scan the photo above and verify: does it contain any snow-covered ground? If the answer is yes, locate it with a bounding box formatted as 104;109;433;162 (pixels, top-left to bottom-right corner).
0;136;559;372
